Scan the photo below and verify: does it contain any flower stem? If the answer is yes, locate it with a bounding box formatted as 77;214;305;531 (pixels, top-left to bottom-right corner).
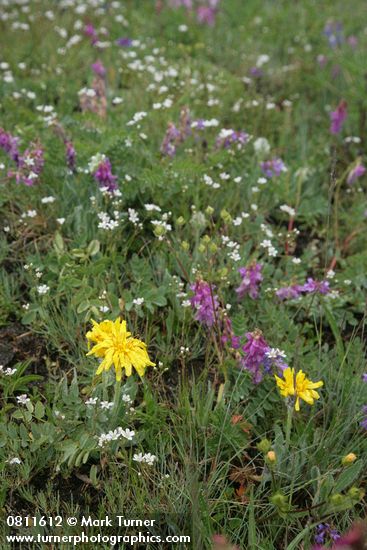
113;378;122;421
285;403;293;449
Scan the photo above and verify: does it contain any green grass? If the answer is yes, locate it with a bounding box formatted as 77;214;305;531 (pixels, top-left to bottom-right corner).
0;0;367;548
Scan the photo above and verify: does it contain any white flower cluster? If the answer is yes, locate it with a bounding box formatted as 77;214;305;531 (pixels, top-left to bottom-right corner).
0;365;17;376
133;452;157;466
260;239;278;257
97;427;135;447
16;394;30;405
97;212;119;231
265;348;287;359
203;174;220;189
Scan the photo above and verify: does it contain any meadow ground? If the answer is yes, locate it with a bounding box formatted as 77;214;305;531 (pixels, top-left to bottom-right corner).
0;1;367;549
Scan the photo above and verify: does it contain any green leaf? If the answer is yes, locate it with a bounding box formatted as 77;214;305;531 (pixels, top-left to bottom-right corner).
34;401;45;420
77;300;91;313
334;461;363;493
87;239;100;257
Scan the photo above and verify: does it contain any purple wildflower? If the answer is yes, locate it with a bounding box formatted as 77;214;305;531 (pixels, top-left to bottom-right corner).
314;524;341;546
330;100;347;134
241;330;269;383
249;67;263;78
197;6;216;26
93;158;118;192
347;163;366;185
302;278;330;295
347;35;358;48
361;406;367;430
115;37;133;47
160;122;181;157
65;141;76;171
12;142;44;186
260;158;286;178
190;280;219;327
362;373;367;383
236;263;263;299
323;21;343;49
221;317;240;349
216;129;249;149
0;127;20;163
317;54;328;68
276;285;304;300
91;60;106;77
84;23;98;45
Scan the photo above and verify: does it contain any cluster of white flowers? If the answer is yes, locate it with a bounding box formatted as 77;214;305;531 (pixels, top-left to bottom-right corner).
133;452;157;466
0;365;17;376
153;98;173;110
265;348;287;359
126;111;147;127
16;394;30;406
127;208;142;228
6;457;22;465
97;212;119;231
37;284;50;295
203;174;220;189
280;204;296;217
144;203;161;212
97;427;135;447
260;239;278;257
41;195;56;204
221;236;241;262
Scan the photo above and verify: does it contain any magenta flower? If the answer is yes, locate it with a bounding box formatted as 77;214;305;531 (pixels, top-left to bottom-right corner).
115;37;133;47
91;60;106;77
197;6;216;25
301;278;330;295
347;163;365;185
276;285;304;300
84;23;98;45
12;143;44;186
65;141;76;171
236;263;263;299
160;122;181;157
313;522;367;549
0;127;20;163
261;158;286;178
361;406;367;430
330;100;347;134
93;158;118;191
221;317;240;349
216;129;249;149
190;280;219;327
241;330;269;383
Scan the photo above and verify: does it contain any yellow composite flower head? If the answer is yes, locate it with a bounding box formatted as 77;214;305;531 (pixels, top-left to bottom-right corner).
275;367;323;411
86;318;155;381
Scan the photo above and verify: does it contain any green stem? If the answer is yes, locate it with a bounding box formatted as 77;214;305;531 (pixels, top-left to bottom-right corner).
285;403;293;449
112;378;122;422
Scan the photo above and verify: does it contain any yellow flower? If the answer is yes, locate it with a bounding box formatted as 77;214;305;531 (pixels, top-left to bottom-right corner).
86;318;155;381
342;453;357;466
267;450;276;463
275;367;323;411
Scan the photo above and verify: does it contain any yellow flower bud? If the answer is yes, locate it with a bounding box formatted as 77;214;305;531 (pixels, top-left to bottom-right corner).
342;453;357;466
181;241;190;251
176;216;185;226
267;451;276;463
209;243;218;253
205;206;214;216
198;244;206;253
202;235;211;244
